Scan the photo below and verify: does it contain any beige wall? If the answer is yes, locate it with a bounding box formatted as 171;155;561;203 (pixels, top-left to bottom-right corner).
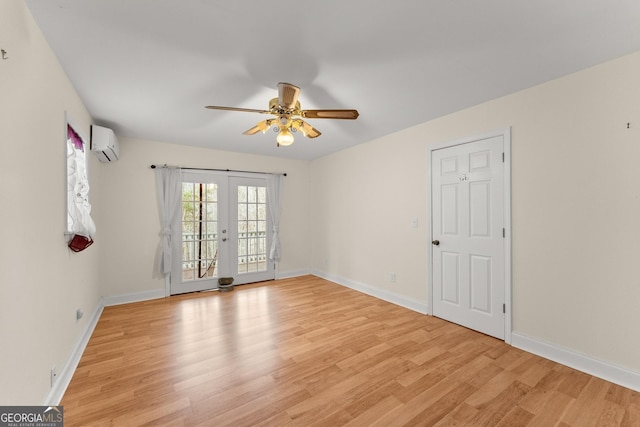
310;134;429;303
96;137;311;298
310;51;640;373
0;1;100;404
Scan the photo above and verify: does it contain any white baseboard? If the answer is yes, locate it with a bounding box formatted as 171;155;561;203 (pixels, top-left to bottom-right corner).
45;278;638;407
102;288;166;307
311;270;429;314
511;332;640;392
44;299;104;405
311;272;640;393
43;288;166;404
276;269;311;280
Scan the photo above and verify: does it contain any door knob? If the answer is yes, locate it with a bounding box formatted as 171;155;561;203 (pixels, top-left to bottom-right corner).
432;240;440;246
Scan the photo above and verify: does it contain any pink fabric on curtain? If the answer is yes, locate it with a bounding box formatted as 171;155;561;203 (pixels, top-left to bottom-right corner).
67;124;84;150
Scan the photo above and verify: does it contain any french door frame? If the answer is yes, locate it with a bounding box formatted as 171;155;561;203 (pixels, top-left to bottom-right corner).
427;128;512;344
169;171;274;295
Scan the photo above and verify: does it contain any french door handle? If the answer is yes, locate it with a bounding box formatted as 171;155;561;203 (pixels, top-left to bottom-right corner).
222;238;227;242
432;240;440;246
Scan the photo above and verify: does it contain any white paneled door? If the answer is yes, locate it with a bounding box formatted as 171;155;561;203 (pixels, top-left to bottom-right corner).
431;135;506;339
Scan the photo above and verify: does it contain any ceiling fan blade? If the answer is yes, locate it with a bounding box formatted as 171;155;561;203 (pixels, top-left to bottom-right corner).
242;125;262;136
292;119;321;139
242;119;275;135
206;105;270;114
302;109;359;120
278;82;300;109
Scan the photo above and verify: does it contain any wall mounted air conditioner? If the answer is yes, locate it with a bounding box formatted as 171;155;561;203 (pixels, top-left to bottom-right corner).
90;125;119;162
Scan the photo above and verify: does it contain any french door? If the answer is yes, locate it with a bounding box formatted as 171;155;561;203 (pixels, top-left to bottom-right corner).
170;172;274;295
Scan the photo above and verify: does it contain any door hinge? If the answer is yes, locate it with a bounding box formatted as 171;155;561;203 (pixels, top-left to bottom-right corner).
503;228;505;238
503;303;506;314
502;152;505;162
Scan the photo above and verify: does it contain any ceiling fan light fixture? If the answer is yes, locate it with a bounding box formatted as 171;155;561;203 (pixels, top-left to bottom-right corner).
276;127;294;146
290;120;304;137
206;82;358;147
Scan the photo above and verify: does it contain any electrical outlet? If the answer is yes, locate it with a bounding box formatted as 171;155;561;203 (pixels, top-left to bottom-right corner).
389;272;396;283
51;367;57;387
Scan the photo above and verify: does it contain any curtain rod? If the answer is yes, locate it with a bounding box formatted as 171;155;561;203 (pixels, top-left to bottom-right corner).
150;164;286;176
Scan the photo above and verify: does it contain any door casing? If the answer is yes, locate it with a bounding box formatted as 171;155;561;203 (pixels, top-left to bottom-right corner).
427;128;512;343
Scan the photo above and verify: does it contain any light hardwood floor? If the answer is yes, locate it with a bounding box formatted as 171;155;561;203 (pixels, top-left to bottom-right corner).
62;275;640;426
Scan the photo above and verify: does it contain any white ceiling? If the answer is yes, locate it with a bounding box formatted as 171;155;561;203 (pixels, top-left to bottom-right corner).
25;0;640;160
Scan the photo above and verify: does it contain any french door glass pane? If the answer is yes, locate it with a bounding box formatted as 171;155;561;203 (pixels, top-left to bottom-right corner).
237;185;267;275
181;182;219;281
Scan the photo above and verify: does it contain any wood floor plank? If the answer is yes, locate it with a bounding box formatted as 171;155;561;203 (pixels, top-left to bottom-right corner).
343;394;404;427
60;275;640;426
466;380;532;426
405;382;477;426
561;377;612;425
495;405;536;427
432;402;480;426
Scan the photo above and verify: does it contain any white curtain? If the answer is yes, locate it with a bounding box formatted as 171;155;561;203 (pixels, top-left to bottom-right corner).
67;126;96;238
155;167;182;275
267;174;283;261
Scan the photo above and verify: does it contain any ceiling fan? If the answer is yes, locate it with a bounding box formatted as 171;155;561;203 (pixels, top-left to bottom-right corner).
205;82;359;147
